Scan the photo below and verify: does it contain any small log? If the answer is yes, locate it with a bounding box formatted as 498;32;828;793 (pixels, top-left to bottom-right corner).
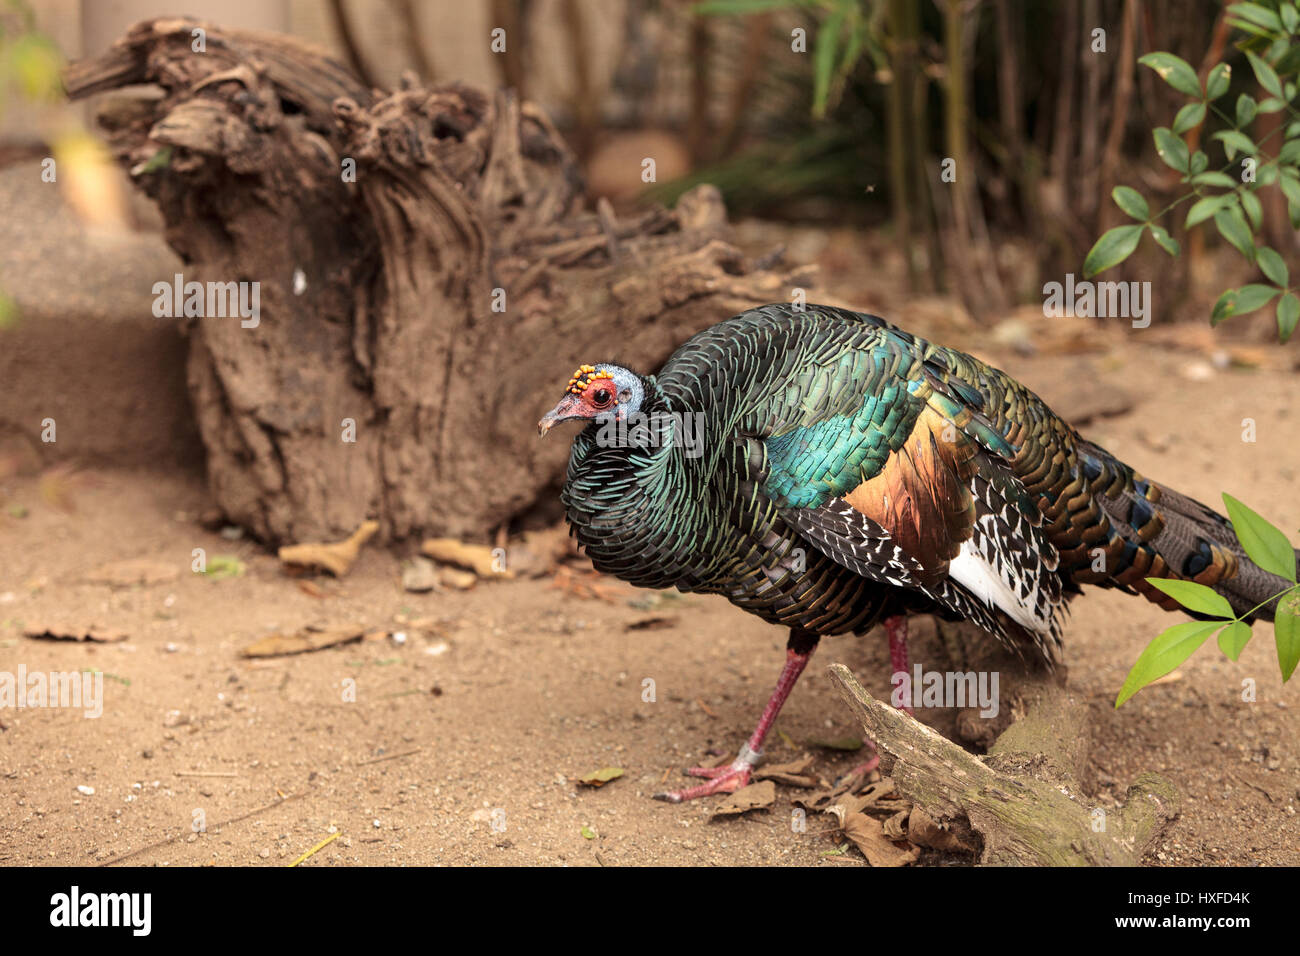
826;663;1179;866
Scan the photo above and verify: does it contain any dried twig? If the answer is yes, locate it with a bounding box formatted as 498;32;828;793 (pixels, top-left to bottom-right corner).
287;831;341;868
356;747;422;766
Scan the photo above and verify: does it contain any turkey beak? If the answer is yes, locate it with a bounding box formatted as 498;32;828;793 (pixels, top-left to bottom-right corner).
538;396;580;437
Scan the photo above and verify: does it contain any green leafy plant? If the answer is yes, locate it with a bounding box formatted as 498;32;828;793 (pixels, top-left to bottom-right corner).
0;0;62;108
0;1;64;331
694;0;877;119
1117;495;1300;705
1085;1;1300;342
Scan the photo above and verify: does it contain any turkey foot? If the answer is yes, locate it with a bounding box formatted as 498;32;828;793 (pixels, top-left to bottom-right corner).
654;747;759;803
654;641;813;803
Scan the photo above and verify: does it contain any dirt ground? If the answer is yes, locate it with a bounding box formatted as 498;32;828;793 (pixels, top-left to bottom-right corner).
2;326;1299;867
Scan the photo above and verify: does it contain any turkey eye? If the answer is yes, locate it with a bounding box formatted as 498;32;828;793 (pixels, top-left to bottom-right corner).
593;389;612;405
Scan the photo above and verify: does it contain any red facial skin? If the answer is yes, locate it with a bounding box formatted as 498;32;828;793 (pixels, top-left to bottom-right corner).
537;376;619;435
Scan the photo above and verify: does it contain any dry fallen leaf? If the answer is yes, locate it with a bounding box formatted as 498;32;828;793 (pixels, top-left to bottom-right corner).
711;780;776;817
439;567;477;590
278;520;379;577
838;813;920;867
578;767;625;788
421;538;514;578
856;778;899;809
548;566;628;602
296;579;331;599
507;526;573;577
883;809;910;840
755;754;822;788
239;625;365;657
907;806;979;854
24;623;128;643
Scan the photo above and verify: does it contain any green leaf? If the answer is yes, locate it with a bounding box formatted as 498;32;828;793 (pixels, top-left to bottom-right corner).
1212;289;1234;324
1284;2;1300;34
1206;62;1232;100
1276;591;1300;681
1146;578;1235;618
1246;50;1284;99
201;555;246;579
1189;150;1209;175
1236;93;1258;127
1242;49;1284;100
1153;127;1189;172
1223;494;1298;582
1217;621;1253;661
1213;129;1258;160
1280;170;1300;207
811;0;850;118
1213;205;1256;262
1212;284;1279;324
139;146;172;175
1111;185;1149;220
1257;245;1289;286
1116;621;1221;707
1240;188;1263;230
1173;101;1206;135
1083;224;1144;277
7;34;63;101
1190;171;1238;188
1279;292;1300;343
1257;96;1287;113
1279;138;1300;164
1148;224;1180;257
580;824;597;839
1139;52;1203;98
1235;283;1280;312
1185;193;1234;227
578;767;625;787
1229;2;1284;34
0;289;17;330
1227;12;1277;38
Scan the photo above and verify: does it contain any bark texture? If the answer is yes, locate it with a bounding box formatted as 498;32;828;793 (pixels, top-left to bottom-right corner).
65;17;810;544
828;661;1180;866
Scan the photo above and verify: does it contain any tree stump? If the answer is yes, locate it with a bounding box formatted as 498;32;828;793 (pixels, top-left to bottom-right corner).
65;18;811;544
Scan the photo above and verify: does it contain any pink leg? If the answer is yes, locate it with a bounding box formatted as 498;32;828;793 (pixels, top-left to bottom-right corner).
885;613;914;716
654;647;811;803
843;614;912;778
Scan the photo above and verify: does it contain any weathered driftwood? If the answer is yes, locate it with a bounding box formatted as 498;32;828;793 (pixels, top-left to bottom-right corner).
827;662;1179;866
65;17;810;545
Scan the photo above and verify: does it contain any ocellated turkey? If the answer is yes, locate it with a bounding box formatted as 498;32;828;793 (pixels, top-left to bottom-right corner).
538;304;1295;802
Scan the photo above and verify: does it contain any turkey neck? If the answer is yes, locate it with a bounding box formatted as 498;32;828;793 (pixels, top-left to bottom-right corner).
560;376;730;592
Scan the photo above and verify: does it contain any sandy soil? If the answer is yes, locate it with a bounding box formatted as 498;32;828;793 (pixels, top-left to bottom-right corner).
2;332;1298;867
